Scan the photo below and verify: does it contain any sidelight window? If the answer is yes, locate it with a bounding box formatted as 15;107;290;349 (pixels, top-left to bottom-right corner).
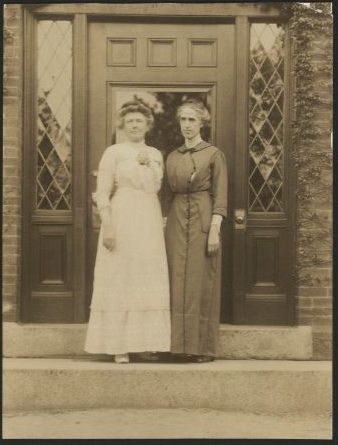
36;20;73;210
248;23;285;212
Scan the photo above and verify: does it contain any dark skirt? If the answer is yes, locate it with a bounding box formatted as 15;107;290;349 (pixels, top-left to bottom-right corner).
165;193;222;357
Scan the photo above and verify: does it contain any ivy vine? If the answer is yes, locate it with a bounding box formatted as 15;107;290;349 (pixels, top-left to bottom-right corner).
3;26;15;95
282;3;332;286
4;26;14;45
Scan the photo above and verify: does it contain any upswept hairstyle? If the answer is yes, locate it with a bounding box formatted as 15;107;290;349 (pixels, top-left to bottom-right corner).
116;100;154;130
176;99;211;126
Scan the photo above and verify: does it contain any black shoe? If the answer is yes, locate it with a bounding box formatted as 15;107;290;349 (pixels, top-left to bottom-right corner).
171;353;193;363
134;352;161;362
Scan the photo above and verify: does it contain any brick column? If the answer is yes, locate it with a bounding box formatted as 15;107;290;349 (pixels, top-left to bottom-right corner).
294;7;333;359
3;4;23;321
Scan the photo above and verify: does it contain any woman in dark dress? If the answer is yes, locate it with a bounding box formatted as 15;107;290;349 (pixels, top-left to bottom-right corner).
162;99;228;363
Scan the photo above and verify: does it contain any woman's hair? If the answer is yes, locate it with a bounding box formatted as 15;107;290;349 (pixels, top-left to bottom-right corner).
117;100;154;129
176;99;211;126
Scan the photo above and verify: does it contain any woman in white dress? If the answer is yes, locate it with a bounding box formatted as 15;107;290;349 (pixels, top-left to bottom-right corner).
85;101;171;363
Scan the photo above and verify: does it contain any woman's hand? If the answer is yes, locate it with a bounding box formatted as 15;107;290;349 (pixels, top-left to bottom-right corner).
102;224;116;252
207;224;220;256
137;150;150;166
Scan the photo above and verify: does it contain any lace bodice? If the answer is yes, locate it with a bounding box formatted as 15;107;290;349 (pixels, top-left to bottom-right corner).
95;142;163;211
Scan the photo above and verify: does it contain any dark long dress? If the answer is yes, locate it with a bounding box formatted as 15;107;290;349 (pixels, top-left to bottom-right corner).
162;140;228;357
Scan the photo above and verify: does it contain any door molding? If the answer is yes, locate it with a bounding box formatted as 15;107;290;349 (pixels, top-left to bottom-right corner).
72;14;88;322
27;3;284;19
232;16;250;323
21;8;36;322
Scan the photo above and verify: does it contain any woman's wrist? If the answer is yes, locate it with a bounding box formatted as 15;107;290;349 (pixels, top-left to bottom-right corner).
211;214;223;233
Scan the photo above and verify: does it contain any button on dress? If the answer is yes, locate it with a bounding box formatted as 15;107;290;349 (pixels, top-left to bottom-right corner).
85;142;171;354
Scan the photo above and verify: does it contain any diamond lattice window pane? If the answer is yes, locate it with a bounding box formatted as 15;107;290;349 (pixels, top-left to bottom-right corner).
261;89;274;112
250;137;266;164
249;23;285;212
36;20;72;210
38;166;53;191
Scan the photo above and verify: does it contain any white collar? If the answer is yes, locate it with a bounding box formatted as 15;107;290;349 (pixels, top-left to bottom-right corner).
185;134;203;149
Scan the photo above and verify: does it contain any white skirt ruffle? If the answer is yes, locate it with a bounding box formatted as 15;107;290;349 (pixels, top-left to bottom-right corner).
85;309;171;354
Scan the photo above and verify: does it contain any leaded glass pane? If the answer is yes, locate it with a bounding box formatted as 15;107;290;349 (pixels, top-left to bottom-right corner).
249;23;285;212
36;20;72;210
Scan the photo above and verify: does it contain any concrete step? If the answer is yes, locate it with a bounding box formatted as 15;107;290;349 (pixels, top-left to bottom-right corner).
3;358;331;415
3;407;332;439
3;322;313;360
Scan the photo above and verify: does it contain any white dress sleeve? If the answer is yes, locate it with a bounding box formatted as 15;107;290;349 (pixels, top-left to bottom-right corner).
95;147;117;212
147;148;164;193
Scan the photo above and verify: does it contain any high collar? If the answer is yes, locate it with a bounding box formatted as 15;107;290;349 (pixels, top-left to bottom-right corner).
177;140;212;154
185;134;203;148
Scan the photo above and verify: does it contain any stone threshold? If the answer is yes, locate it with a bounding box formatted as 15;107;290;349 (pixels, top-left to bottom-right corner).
3;322;313;360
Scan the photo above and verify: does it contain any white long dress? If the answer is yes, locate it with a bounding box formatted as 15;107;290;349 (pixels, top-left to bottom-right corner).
84;141;171;354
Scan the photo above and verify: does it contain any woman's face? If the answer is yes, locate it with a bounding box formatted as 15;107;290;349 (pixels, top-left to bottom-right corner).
122;112;149;142
179;107;203;141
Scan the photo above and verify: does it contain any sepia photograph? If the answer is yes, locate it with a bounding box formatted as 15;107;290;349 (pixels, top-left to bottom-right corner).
2;1;333;439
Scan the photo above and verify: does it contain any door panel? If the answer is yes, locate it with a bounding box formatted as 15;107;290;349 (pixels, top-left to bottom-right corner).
87;20;235;320
29;224;73;322
248;229;283;292
32;224;73;291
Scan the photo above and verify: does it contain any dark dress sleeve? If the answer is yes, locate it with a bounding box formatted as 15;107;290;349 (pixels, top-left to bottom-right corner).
160;160;175;217
211;149;228;218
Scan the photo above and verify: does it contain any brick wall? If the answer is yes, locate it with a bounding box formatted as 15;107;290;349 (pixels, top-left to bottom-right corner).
293;6;333;359
3;4;23;321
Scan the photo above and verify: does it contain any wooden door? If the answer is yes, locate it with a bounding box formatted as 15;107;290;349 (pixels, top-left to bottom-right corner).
232;20;294;325
86;19;235;320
